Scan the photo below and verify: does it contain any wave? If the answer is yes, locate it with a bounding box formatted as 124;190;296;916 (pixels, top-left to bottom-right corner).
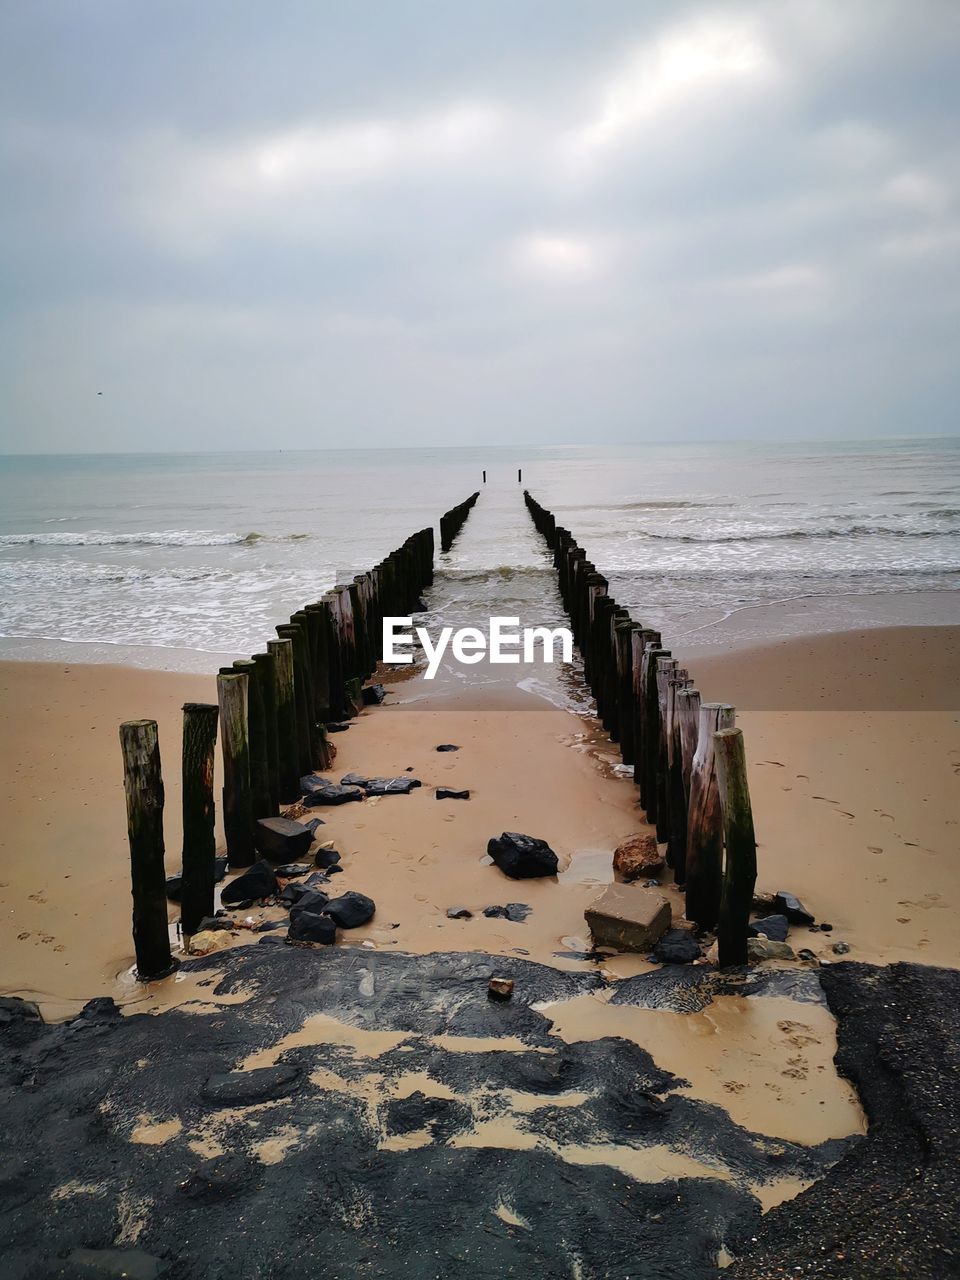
628;524;960;545
0;530;313;548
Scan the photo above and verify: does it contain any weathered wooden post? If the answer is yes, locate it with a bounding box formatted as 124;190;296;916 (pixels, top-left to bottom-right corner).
667;671;690;881
676;687;702;805
641;646;670;822
233;658;272;822
267;637;299;802
684;701;735;930
715;727;758;967
217;671;255;868
276;623;313;773
655;656;678;845
252;651;280;814
179;703;219;940
120;719;175;980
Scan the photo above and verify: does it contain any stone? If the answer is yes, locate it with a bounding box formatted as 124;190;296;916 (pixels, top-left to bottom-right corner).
314;846;342;869
832;941;851;955
797;948;818;963
340;772;369;787
300;772;333;792
488;977;514;1001
188;930;234;956
196;915;234;932
774;891;815;926
820;922;834;933
0;996;42;1024
255;816;317;862
747;914;790;943
302;783;364;807
436;788;470;800
752;891;779;913
165;874;182;902
220;860;277;905
651;929;702;964
483;904;531;922
323;891;376;929
748;937;796;961
436;743;459;752
362;683;387;705
179;1154;255;1201
446;906;472;919
274;863;312;878
324;722;351;733
201;1065;300;1106
584;885;671;953
487;832;559;879
288;911;337;945
612;833;665;882
214;856;229;882
287;888;330;915
364;777;419;796
327;865;344;875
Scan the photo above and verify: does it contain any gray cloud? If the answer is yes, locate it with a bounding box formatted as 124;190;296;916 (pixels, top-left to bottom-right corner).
2;0;959;451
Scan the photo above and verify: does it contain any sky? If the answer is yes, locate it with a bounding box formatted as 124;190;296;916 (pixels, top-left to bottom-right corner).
1;0;959;453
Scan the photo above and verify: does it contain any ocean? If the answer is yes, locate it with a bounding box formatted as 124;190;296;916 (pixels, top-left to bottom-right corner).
1;440;958;673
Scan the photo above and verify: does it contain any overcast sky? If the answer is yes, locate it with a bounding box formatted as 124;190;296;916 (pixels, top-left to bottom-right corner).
1;1;958;453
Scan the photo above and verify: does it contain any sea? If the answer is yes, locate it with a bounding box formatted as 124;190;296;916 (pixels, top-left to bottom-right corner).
1;440;958;675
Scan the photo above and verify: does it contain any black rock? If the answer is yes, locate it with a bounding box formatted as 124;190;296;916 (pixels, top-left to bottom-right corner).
300;772;333;792
255;816;317;862
288;889;329;916
254;920;285;932
220;860;277;905
323;891;376;928
214;856;228;882
436;788;470;800
487;832;559;879
196;915;234;932
0;996;42;1024
797;948;818;962
820;922;834;932
305;817;324;833
483;903;532;922
165;874;182;902
325;722;351;733
340;773;369;787
303;783;364;807
774;891;815;926
288;910;337;945
201;1065;300;1106
362;683;387;705
327;865;344;875
748;914;790;943
274;863;312;878
314;847;342;869
446;906;473;919
364;777;419;796
651;930;702;964
179;1154;256;1201
436;743;459;752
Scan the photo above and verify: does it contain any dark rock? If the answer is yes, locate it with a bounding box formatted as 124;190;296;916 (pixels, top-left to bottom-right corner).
288;888;329;915
0;996;42;1024
76;996;122;1023
214;855;229;882
323;891;375;928
651;929;702;964
302;783;364;806
255;816;317;862
288;910;338;945
436;788;470;800
774;891;815;926
487;832;559;879
797;948;818;962
436;743;459;752
820;922;834;932
364;776;419;795
483;903;532;922
196;915;234;932
165;874;182;902
325;722;351;733
327;865;343;875
383;1092;471;1140
340;772;369;787
314;846;342;869
446;906;473;919
254;920;285;932
362;683;386;705
300;772;333;792
274;863;312;878
304;817;324;833
748;914;790;943
179;1154;257;1201
201;1065;300;1106
220;860;278;905
832;941;851;955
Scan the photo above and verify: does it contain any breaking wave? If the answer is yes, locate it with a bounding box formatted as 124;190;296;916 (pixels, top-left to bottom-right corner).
0;530;313;548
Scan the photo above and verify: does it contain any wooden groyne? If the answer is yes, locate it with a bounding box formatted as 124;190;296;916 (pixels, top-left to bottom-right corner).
523;490;756;957
120;497;481;975
439;492;480;553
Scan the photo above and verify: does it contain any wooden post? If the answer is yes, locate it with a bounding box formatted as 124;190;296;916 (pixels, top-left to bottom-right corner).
267;638;299;803
252;651;280;814
276;623;313;773
676;687;702;806
179;703;218;939
119;719;175;980
655;656;678;845
715;727;758;967
667;672;689;882
642;646;670;822
684;701;735;930
233;658;272;822
217;671;255;868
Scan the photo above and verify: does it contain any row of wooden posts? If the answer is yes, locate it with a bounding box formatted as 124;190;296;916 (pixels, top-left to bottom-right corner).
120;496;481;982
523;491;757;967
439;492;480;552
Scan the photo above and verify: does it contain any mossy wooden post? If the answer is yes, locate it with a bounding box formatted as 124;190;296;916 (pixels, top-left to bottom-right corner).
233;659;272;822
217;671;254;868
252;651;280;814
179;703;219;939
641;646;670;822
276;624;313;774
715;727;758;967
120;719;175;981
267;638;299;803
684;701;735;930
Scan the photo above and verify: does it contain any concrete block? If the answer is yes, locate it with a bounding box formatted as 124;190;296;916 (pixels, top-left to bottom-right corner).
585;884;672;952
